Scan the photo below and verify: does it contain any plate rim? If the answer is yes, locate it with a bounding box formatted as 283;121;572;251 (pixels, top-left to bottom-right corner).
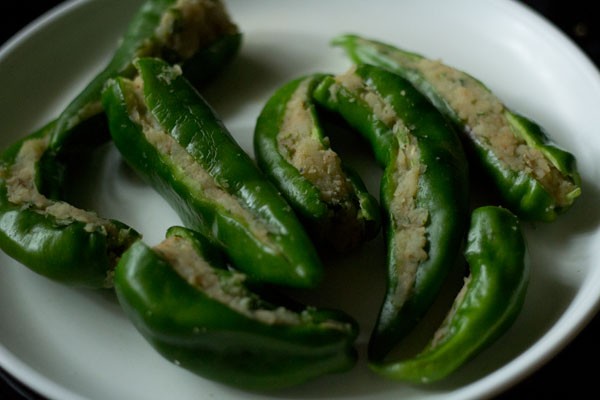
1;0;599;399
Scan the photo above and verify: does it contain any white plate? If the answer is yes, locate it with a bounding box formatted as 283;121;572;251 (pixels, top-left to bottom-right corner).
1;0;599;399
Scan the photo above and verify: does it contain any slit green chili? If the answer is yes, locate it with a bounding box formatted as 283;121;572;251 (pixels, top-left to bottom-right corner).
254;73;380;253
114;226;358;391
332;34;581;222
312;64;470;361
102;57;323;288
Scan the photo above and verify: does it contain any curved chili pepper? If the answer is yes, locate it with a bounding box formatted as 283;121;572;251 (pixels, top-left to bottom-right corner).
312;64;470;361
102;57;323;288
49;0;241;154
370;206;529;383
254;74;380;253
332;34;581;222
0;119;140;288
114;226;358;390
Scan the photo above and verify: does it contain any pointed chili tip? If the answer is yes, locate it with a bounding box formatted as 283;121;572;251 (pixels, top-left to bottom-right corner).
330;33;358;47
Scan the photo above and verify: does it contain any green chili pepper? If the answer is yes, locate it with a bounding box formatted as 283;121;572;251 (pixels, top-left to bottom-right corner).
370;206;529;383
0;119;140;288
102;57;323;288
114;226;358;391
312;64;470;361
49;0;241;153
332;34;581;222
254;74;380;253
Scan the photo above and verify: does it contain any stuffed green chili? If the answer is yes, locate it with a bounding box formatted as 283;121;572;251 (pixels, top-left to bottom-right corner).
115;226;358;391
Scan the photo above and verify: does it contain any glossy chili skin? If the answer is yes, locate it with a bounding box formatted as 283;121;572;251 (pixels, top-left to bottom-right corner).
102;57;323;289
0;120;140;288
114;226;358;391
370;206;529;383
332;34;581;222
312;64;470;361
48;0;241;153
254;74;380;253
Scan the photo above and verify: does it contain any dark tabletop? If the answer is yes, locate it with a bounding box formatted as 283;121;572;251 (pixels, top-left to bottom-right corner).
1;1;598;399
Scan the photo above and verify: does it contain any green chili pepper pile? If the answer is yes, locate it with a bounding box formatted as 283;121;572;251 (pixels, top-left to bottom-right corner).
310;64;471;361
332;34;581;222
254;73;381;253
0;0;582;392
102;57;323;289
0;0;241;288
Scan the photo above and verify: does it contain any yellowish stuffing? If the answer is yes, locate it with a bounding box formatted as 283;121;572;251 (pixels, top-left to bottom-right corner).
430;276;471;348
335;68;429;306
154;235;301;326
6;136;110;233
278;77;352;204
155;0;238;59
388;136;429;307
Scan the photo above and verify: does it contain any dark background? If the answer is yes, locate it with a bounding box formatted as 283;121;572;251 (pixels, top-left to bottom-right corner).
0;0;598;399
